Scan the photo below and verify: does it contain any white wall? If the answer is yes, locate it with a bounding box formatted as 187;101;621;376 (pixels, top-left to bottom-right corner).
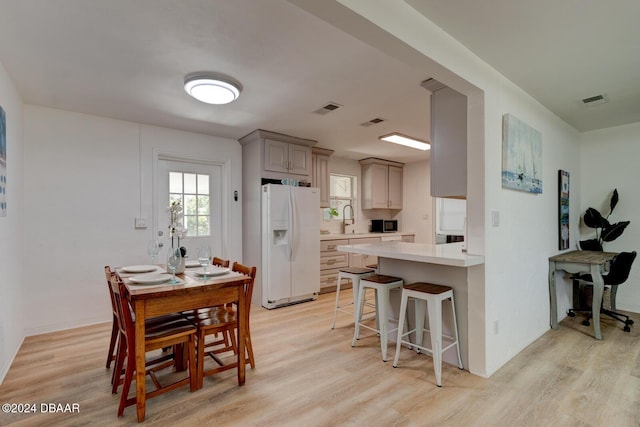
22;106;242;335
331;0;582;376
0;61;25;384
581;122;640;312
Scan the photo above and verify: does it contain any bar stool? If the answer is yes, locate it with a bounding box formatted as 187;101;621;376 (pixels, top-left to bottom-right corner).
331;267;376;329
366;263;379;274
352;274;404;361
392;282;463;387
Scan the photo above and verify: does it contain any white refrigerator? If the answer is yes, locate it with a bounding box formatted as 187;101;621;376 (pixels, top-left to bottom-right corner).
261;184;320;309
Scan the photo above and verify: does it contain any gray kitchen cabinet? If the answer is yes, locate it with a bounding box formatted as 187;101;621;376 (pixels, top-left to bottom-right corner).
312;147;333;208
240;129;316;183
429;85;467;198
360;158;404;209
264;138;311;176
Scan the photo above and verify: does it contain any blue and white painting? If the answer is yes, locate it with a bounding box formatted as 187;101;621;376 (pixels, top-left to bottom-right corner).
0;106;6;216
502;113;542;194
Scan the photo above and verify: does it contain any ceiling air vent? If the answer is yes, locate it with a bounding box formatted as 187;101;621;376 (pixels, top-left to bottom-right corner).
581;93;609;107
313;102;342;115
360;117;385;127
421;78;447;92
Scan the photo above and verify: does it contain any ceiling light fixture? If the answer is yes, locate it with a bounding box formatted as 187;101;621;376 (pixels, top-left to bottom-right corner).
184;72;242;105
379;132;430;151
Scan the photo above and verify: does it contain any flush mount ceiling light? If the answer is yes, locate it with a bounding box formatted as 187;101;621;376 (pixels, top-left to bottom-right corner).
379;132;430;151
184;72;242;105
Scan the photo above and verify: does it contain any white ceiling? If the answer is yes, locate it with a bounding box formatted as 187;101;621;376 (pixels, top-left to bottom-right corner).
406;0;640;132
0;0;637;164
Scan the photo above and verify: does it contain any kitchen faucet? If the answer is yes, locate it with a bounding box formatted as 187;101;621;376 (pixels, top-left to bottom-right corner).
343;204;355;234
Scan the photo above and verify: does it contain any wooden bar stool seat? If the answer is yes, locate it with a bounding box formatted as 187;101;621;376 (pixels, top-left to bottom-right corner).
331;267;376;329
352;274;404;361
393;282;463;387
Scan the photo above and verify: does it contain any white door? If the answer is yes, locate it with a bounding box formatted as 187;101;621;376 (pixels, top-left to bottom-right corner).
157;160;223;261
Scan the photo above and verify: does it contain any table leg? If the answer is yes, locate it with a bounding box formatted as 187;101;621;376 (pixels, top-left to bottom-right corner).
548;261;558;329
134;301;146;422
590;264;603;340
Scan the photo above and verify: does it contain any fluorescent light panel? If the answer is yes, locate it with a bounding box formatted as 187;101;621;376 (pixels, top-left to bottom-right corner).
379;132;430;151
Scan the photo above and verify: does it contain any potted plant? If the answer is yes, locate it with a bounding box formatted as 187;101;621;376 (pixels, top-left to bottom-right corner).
579;189;630;251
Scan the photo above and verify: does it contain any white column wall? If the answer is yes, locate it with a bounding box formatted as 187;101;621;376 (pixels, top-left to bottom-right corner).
0;61;25;384
327;0;582;376
22;105;242;335
581;122;640;312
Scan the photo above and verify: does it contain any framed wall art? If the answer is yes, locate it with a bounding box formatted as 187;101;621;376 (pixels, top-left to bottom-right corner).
501;113;542;194
558;170;570;250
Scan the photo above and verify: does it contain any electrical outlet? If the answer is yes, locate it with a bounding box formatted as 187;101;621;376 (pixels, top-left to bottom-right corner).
134;217;147;229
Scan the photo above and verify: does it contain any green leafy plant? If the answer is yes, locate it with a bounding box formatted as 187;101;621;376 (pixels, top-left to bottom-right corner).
580;189;630;251
328;207;339;219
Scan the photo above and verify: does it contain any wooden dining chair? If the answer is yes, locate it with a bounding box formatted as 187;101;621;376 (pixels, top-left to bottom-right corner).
213;257;230;268
104;266;120;370
107;266;192;394
109;273;197;417
184;262;256;389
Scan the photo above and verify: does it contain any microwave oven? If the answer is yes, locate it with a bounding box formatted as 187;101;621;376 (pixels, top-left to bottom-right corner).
371;219;398;233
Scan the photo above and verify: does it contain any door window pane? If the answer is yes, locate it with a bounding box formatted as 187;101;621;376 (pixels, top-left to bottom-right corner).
169;171;211;237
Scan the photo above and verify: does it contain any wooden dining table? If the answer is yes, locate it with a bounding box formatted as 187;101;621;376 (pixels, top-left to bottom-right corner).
119;266;251;423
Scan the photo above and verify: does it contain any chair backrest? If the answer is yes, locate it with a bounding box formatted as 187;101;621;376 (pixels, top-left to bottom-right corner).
213;257;230;268
604;251;637;286
110;273;132;342
231;262;257;317
105;266;118;318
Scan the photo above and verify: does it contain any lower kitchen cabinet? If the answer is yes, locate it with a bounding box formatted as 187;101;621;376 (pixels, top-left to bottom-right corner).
319;234;415;293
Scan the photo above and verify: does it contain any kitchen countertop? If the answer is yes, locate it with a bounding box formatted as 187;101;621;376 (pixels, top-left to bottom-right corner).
320;231;414;241
336;241;484;267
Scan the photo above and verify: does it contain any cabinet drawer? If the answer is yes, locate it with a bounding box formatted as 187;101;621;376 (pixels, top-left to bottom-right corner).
402;234;415;243
320;253;348;269
320;270;341;288
348;237;381;245
321;239;348;252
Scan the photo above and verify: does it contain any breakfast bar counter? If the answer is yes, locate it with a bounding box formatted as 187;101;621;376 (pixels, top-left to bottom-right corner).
336;241;485;267
337;241;485;375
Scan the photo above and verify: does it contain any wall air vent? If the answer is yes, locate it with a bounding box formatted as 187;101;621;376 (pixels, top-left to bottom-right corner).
313;102;343;115
581;93;609;107
360;117;385;127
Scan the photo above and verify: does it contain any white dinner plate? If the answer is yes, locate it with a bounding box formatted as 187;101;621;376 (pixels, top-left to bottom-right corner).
129;273;173;285
193;267;230;277
121;264;159;274
185;260;201;268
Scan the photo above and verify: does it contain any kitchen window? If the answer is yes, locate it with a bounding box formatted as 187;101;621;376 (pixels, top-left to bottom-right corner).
328;174;356;220
169;171;211;237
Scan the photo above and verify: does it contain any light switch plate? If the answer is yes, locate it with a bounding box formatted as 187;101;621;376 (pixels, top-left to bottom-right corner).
135;217;148;229
491;211;500;227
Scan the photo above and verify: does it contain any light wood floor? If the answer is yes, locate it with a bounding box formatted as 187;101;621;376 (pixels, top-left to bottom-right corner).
2;292;640;426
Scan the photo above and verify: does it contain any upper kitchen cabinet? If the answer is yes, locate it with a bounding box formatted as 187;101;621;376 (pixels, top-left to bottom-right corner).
312;147;333;208
239;129;316;181
427;82;468;199
360;158;404;209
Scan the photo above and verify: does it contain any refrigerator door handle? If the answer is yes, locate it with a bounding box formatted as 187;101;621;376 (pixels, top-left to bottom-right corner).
288;188;294;261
